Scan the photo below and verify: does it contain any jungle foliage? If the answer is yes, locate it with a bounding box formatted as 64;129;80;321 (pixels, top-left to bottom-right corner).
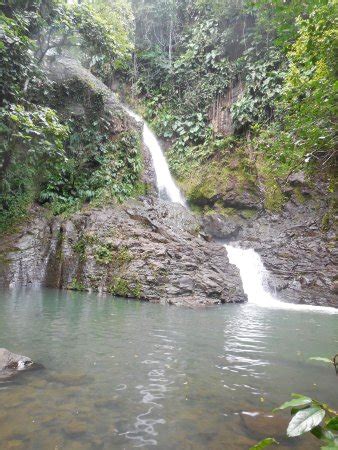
130;0;337;192
0;0;137;231
0;0;336;229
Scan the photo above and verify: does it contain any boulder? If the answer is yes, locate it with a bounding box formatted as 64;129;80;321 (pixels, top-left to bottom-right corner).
46;56;113;105
0;348;33;371
202;214;243;240
45;56;157;194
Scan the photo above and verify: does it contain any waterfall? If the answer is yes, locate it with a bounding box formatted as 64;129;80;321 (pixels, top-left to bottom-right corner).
125;107;337;313
225;244;337;313
125;108;185;206
224;245;274;307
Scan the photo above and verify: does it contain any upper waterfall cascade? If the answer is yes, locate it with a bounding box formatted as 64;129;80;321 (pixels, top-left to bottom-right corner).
126;107;337;314
125;108;185;206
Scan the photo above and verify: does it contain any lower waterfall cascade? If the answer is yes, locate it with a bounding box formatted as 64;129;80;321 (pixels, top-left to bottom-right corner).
224;245;337;313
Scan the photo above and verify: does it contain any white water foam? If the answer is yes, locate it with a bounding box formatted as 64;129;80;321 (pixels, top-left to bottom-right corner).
125;108;185;206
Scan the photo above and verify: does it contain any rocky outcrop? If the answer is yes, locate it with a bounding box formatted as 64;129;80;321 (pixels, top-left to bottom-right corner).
0;58;245;306
181;153;261;214
0;199;246;307
208;81;244;136
46;56;157;193
0;348;32;372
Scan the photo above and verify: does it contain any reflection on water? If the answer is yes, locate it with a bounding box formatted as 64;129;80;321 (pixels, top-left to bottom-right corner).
122;329;184;447
217;305;273;402
0;289;337;450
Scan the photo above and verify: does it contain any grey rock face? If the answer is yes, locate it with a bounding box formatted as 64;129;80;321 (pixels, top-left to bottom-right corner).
0;348;33;371
46;56;113;103
0;199;246;306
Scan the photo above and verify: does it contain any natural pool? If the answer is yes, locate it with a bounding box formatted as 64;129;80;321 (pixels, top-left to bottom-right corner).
0;288;337;449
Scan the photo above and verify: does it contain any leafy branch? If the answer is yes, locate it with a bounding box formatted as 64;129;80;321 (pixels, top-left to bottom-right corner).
250;355;338;450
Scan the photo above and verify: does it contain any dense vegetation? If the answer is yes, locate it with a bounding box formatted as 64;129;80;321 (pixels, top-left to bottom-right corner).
0;0;336;231
0;0;139;232
130;0;337;211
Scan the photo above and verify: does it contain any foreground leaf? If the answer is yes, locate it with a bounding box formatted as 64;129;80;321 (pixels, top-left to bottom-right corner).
249;437;279;449
274;396;312;411
287;407;326;437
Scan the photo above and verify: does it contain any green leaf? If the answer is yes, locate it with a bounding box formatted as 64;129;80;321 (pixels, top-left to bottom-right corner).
310;425;335;441
291;406;308;416
274;396;312;411
291;393;308;398
287;407;326;437
326;418;338;431
309;357;333;364
249;438;279;449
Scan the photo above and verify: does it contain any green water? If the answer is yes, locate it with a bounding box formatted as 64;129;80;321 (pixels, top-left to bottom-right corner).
0;288;337;449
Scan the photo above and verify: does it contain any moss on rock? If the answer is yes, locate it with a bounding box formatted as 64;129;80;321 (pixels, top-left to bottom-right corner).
179;153;259;214
109;277;142;298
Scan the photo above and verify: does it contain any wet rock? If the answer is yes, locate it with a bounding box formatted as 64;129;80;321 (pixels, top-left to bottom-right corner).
0;198;246;307
0;348;33;372
37;413;58;426
240;411;288;439
47;372;90;386
202;214;243;240
29;378;47;389
65;443;92;450
6;440;25;450
0;207;57;288
90;437;104;449
94;398;118;409
288;171;306;186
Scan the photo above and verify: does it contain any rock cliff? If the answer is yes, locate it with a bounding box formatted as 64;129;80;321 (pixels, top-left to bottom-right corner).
0;199;246;306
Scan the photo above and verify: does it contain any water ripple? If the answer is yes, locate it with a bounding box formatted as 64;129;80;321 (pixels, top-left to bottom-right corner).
124;329;184;447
